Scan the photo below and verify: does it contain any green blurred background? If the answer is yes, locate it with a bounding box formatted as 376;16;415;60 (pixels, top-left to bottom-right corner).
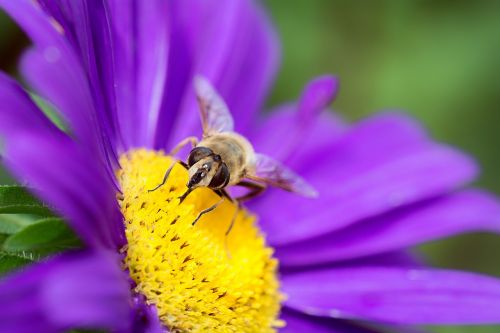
264;1;500;332
1;1;500;332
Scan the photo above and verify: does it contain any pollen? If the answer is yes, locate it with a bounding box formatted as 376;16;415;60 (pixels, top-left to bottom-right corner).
117;149;283;333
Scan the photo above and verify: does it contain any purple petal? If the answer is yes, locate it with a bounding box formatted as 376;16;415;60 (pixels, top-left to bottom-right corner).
252;113;478;245
0;251;131;333
345;251;425;268
220;1;281;134
328;251;426;271
37;0;173;152
19;48;98;144
282;267;500;324
151;0;192;151
0;71;60;137
276;190;500;266
108;0;171;149
168;0;280;147
280;309;380;333
47;0;122;157
35;0;129;154
130;294;165;333
0;0;106;156
297;76;339;125
105;0;137;148
0;71;123;249
4;132;124;250
248;76;344;162
133;1;169;149
13;0;280;152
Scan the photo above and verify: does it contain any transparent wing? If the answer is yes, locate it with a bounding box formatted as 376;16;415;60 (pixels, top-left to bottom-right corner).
194;75;234;136
248;153;318;198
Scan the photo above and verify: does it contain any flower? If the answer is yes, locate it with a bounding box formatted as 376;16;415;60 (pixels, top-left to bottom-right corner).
1;0;500;333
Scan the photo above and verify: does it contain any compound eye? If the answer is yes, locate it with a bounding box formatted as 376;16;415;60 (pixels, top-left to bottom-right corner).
209;163;230;189
188;147;213;167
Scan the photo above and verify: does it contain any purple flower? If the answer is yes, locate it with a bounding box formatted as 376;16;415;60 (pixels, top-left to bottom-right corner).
1;1;500;332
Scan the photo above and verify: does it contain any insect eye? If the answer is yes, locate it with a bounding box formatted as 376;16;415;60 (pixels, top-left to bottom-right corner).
188;147;213;167
209;163;230;189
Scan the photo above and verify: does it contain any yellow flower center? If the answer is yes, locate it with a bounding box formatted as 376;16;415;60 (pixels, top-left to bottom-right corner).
117;149;283;333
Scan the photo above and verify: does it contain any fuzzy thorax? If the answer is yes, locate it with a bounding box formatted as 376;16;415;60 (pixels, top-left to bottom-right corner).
117;149;283;333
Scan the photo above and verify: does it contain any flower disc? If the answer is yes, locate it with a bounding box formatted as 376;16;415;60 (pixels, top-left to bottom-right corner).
118;150;283;332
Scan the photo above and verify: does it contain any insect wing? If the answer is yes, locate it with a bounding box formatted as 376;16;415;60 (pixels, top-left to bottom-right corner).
194;75;234;136
249;153;318;198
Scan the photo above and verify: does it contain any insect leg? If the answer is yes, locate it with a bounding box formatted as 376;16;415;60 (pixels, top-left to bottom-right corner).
225;201;240;236
224;202;240;259
148;161;176;192
215;189;235;202
170;136;198;155
192;198;224;226
234;181;266;203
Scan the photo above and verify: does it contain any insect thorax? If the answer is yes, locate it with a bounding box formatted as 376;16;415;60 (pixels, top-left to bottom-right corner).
198;133;255;185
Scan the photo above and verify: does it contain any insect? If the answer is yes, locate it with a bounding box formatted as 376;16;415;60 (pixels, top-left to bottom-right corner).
151;76;317;231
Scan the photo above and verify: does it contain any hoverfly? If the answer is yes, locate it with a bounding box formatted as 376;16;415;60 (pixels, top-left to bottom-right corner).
151;76;317;230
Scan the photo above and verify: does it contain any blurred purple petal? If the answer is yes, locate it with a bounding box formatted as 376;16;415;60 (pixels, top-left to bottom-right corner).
342;251;425;268
5;0;280;154
248;77;344;162
130;294;165;333
151;0;192;151
169;0;280;146
109;0;171;148
220;1;281;134
36;0;133;152
280;309;380;333
289;112;430;171
20;47;121;187
297;76;339;124
111;0;280;150
0;72;60;137
19;47;93;133
0;0;106;156
43;0;122;159
282;267;500;324
277;190;500;266
133;1;169;148
335;251;425;269
254;114;478;245
0;251;131;333
4;132;124;249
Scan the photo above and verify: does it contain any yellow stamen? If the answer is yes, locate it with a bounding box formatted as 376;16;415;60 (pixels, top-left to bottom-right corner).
117;149;283;333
